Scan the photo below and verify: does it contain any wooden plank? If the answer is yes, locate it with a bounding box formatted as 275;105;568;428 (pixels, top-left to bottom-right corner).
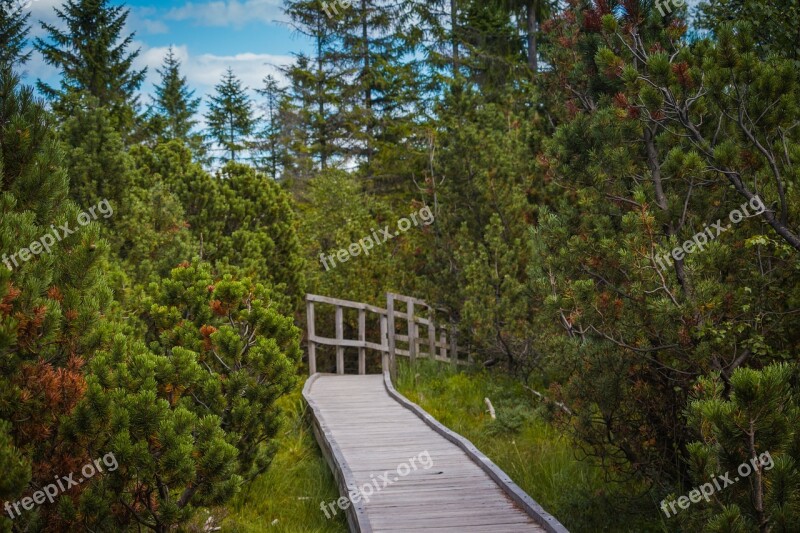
382;373;568;533
305;374;567;533
306;293;386;315
427;312;436;362
302;374;373;533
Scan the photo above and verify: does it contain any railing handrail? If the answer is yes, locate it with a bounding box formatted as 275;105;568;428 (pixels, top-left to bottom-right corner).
305;292;470;377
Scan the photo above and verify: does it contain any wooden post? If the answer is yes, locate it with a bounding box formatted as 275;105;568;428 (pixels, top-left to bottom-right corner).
427;308;436;361
380;314;389;373
307;299;316;375
335;305;344;375
387;295;396;381
358;308;366;375
439;330;447;360
407;300;416;366
450;322;458;369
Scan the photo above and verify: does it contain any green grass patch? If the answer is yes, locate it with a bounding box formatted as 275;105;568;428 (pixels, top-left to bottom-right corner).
395;359;660;532
221;383;347;533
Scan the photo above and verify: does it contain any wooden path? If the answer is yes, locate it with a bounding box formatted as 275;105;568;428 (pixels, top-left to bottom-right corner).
303;293;568;532
304;373;567;532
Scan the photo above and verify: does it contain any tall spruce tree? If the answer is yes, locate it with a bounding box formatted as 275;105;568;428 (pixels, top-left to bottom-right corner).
0;0;31;67
283;1;347;172
151;47;201;141
254;75;285;179
34;0;146;131
204;68;255;163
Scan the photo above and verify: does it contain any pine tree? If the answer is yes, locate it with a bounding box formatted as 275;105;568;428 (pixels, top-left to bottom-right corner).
697;0;800;60
683;363;800;531
34;0;146;131
283;1;347;172
337;0;422;175
0;70;111;530
254;75;285;179
151;47;201;141
60;100;135;209
522;0;800;495
0;0;32;67
204;68;255;163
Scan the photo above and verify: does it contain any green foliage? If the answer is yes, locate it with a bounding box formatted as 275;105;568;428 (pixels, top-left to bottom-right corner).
396;359;657;532
140;261;302;481
34;0;146;131
150;47;201;141
60;260;301;530
0;70;112;530
697;0;800;60
680;363;800;531
224;388;347;533
0;1;31;68
299;169;399;305
205;69;255;163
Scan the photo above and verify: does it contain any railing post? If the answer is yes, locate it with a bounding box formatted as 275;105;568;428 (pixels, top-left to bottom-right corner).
407;300;416;366
307;299;316;375
380;313;389;373
335;305;344;375
387;295;397;382
358;308;366;375
450;322;458;369
427;308;436;361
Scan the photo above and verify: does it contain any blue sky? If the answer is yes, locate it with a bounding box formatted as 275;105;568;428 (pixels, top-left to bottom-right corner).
21;0;314;112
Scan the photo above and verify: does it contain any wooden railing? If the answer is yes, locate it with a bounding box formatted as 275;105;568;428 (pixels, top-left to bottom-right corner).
305;293;471;378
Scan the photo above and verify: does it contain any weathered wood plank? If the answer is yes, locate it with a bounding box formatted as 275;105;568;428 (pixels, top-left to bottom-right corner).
304;374;568;533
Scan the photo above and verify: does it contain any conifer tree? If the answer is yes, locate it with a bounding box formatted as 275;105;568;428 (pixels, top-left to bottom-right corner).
683;363;800;531
0;0;31;67
151;47;201;141
254;75;286;179
697;0;800;60
0;70;111;530
204;68;255;163
337;0;421;175
34;0;146;130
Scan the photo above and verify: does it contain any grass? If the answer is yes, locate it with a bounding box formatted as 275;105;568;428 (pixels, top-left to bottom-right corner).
221;383;347;533
395;359;660;532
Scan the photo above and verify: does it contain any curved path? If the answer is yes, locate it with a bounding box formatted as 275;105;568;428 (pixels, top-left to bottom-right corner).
303;373;568;532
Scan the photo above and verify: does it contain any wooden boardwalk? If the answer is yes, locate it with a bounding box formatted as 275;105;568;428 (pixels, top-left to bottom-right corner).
304;373;568;532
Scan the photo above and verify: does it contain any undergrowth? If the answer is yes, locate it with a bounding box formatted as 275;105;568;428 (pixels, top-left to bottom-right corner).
221;384;347;533
396;359;662;532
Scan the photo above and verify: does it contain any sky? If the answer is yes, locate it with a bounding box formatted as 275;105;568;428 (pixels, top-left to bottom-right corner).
19;0;314;113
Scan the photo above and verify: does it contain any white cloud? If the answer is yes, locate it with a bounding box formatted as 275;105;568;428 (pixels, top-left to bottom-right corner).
136;45;291;89
134;44;293;110
165;0;287;28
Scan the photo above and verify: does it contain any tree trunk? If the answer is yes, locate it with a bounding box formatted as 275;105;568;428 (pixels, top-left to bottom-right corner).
527;0;538;74
362;0;373;166
451;0;459;78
